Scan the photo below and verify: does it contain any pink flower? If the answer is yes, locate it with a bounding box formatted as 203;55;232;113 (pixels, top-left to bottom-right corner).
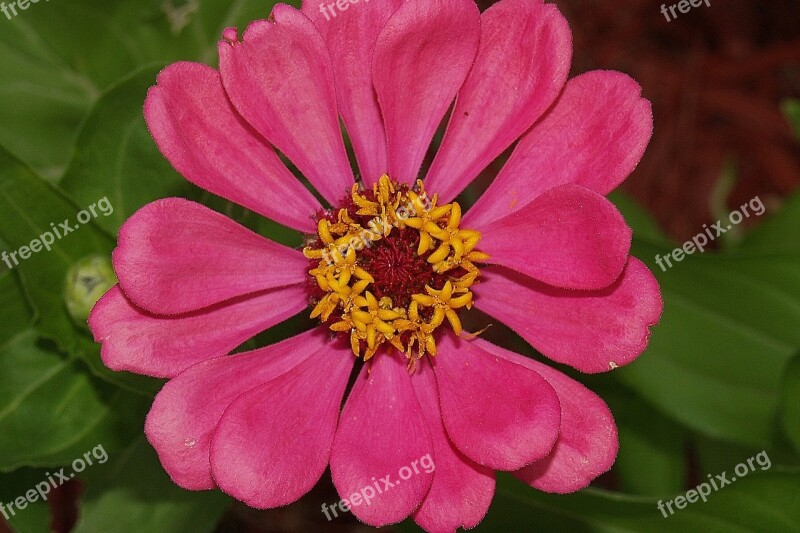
89;0;662;531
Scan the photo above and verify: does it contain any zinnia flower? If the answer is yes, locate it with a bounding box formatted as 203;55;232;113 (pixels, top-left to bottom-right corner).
89;0;662;530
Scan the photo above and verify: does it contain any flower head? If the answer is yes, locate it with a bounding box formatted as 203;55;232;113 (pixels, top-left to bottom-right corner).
90;0;662;531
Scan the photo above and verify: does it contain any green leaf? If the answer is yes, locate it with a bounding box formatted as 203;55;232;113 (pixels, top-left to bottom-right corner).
0;145;158;395
779;355;800;455
0;0;289;179
0;20;95;180
0;262;147;467
608;190;673;247
604;387;688;497
0;259;34;337
399;472;800;532
739;191;800;254
611;188;800;447
75;436;230;533
60;65;195;236
469;472;800;532
0;329;147;471
620;248;800;447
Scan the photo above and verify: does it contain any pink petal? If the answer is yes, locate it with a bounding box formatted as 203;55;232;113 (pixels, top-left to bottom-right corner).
411;362;495;533
432;332;560;471
474;258;663;373
465;70;653;228
330;353;434;527
476;339;618;493
89;284;308;379
476;184;632;290
113;198;307;315
145;329;329;490
144;62;320;233
373;0;480;185
302;0;402;186
218;5;354;205
425;0;572;202
210;339;354;507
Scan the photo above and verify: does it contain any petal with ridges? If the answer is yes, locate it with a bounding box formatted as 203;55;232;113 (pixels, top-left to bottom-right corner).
144;62;320;233
425;0;571;202
465;70;653;228
433;333;561;471
218;5;354;204
331;353;434;527
411;362;495;533
210;339;354;507
474;258;663;373
145;329;330;490
475;339;618;493
373;0;480;185
302;0;403;186
90;284;308;379
113;198;307;315
476;184;632;290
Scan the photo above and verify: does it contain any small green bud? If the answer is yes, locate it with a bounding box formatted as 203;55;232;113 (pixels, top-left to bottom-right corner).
65;255;117;327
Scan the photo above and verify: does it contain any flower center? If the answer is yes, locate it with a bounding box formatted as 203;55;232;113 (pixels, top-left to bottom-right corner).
303;176;488;366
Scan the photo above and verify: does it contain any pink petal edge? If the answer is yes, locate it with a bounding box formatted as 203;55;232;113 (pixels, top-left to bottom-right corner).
90;284;308;379
145;329;331;490
433;332;561;471
330;352;434;527
113;198;307;315
218;5;354;205
476;339;619;493
474;257;663;373
425;0;572;202
373;0;481;185
210;338;355;507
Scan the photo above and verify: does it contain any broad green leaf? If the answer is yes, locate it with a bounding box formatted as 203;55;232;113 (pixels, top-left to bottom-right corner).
779;355;800;455
604;387;687;497
75;436;230;533
472;472;800;532
691;434;798;486
398;472;800;532
708;159;744;248
739;191;800;254
0;329;146;471
0;19;95;180
0;260;34;337
620;247;799;447
0;145;158;395
0;263;147;468
60;65;193;235
611;188;800;447
0;0;289;179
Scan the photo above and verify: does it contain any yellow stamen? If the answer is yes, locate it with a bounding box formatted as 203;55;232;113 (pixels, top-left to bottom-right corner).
303;175;488;364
